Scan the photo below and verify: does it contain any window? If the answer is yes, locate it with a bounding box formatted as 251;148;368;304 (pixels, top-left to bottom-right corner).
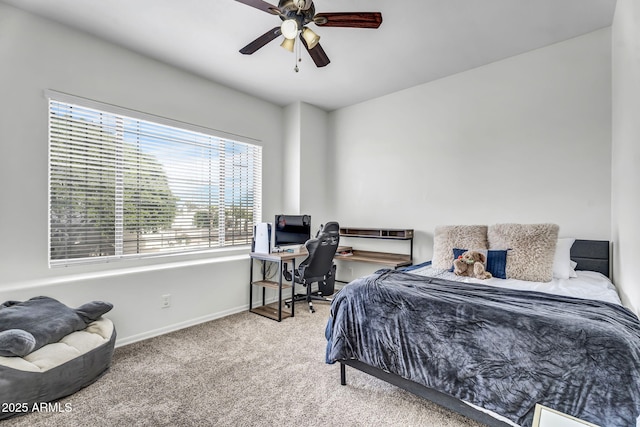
48;94;262;266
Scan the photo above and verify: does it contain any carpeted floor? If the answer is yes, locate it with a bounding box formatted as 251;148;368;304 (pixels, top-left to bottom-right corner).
2;303;484;426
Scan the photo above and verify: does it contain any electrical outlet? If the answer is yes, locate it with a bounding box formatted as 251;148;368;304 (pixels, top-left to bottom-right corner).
161;294;171;308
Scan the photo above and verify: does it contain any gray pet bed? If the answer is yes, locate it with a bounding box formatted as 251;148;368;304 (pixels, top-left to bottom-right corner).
0;297;116;420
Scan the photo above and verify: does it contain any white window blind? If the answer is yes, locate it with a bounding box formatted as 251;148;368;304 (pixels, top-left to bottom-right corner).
48;97;262;266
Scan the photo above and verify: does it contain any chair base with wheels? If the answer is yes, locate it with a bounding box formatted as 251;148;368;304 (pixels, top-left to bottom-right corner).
285;264;336;313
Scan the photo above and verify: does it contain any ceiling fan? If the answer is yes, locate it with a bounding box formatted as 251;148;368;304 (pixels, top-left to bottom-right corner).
235;0;383;68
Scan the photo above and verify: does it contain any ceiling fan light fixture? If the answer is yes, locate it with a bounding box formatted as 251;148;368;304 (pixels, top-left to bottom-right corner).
281;19;298;40
280;37;295;52
236;0;382;68
301;27;320;49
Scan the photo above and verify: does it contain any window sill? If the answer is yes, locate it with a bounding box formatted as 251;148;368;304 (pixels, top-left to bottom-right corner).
3;247;252;292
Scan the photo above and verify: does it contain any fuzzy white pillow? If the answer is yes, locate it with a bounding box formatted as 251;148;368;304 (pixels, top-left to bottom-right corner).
432;225;488;270
552;238;576;279
488;223;559;282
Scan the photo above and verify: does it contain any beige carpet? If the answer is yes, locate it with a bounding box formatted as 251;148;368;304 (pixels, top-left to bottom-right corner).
3;303;484;427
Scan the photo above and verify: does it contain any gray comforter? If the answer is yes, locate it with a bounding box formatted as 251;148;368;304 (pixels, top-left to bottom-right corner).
325;269;640;426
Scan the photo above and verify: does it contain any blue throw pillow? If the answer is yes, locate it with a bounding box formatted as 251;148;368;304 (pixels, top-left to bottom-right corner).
452;248;508;279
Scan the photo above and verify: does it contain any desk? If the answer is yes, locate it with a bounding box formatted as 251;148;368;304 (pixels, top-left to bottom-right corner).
249;236;411;319
249;250;306;321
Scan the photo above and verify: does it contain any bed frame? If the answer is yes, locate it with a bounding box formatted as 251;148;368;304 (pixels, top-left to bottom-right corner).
338;239;611;427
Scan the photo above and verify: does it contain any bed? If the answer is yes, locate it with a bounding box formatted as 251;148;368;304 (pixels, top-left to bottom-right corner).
325;227;640;427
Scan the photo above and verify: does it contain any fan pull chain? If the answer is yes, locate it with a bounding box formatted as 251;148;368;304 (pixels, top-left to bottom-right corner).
294;33;301;72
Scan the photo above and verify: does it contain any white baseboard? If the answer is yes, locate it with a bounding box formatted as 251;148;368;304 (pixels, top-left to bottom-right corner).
115;304;249;348
114;296;281;348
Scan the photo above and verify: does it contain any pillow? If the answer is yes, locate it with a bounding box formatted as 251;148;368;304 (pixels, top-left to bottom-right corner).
569;260;578;278
0;329;36;357
0;296;113;357
452;248;508;279
432;225;488;270
552;238;576;279
488;223;559;282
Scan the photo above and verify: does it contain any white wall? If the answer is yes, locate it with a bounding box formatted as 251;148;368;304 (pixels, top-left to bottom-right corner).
299;103;330;225
0;4;285;344
612;0;640;314
328;29;612;276
282;103;302;214
281;101;330;227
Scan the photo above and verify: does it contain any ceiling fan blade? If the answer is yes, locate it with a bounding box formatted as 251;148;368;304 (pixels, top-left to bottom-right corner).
314;12;383;29
240;27;282;55
234;0;280;15
300;35;330;67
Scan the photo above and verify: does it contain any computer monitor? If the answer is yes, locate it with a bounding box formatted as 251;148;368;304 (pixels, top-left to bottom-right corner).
274;214;311;248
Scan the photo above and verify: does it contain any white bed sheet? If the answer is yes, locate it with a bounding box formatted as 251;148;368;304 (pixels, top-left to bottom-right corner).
408;265;622;306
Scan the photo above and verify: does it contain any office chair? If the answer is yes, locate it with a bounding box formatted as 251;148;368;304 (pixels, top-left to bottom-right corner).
284;222;340;313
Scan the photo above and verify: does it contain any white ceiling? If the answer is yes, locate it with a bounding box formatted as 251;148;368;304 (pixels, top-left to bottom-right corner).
1;0;616;111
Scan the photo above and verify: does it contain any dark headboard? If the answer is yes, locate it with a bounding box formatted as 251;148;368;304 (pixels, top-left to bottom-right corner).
571;239;610;278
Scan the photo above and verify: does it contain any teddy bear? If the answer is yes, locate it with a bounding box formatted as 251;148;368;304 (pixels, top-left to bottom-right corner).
453;250;493;279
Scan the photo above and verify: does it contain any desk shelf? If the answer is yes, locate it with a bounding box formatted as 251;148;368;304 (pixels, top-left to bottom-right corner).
251;280;292;290
335;250;412;268
251;302;292;321
338;228;414;269
340;228;414;240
